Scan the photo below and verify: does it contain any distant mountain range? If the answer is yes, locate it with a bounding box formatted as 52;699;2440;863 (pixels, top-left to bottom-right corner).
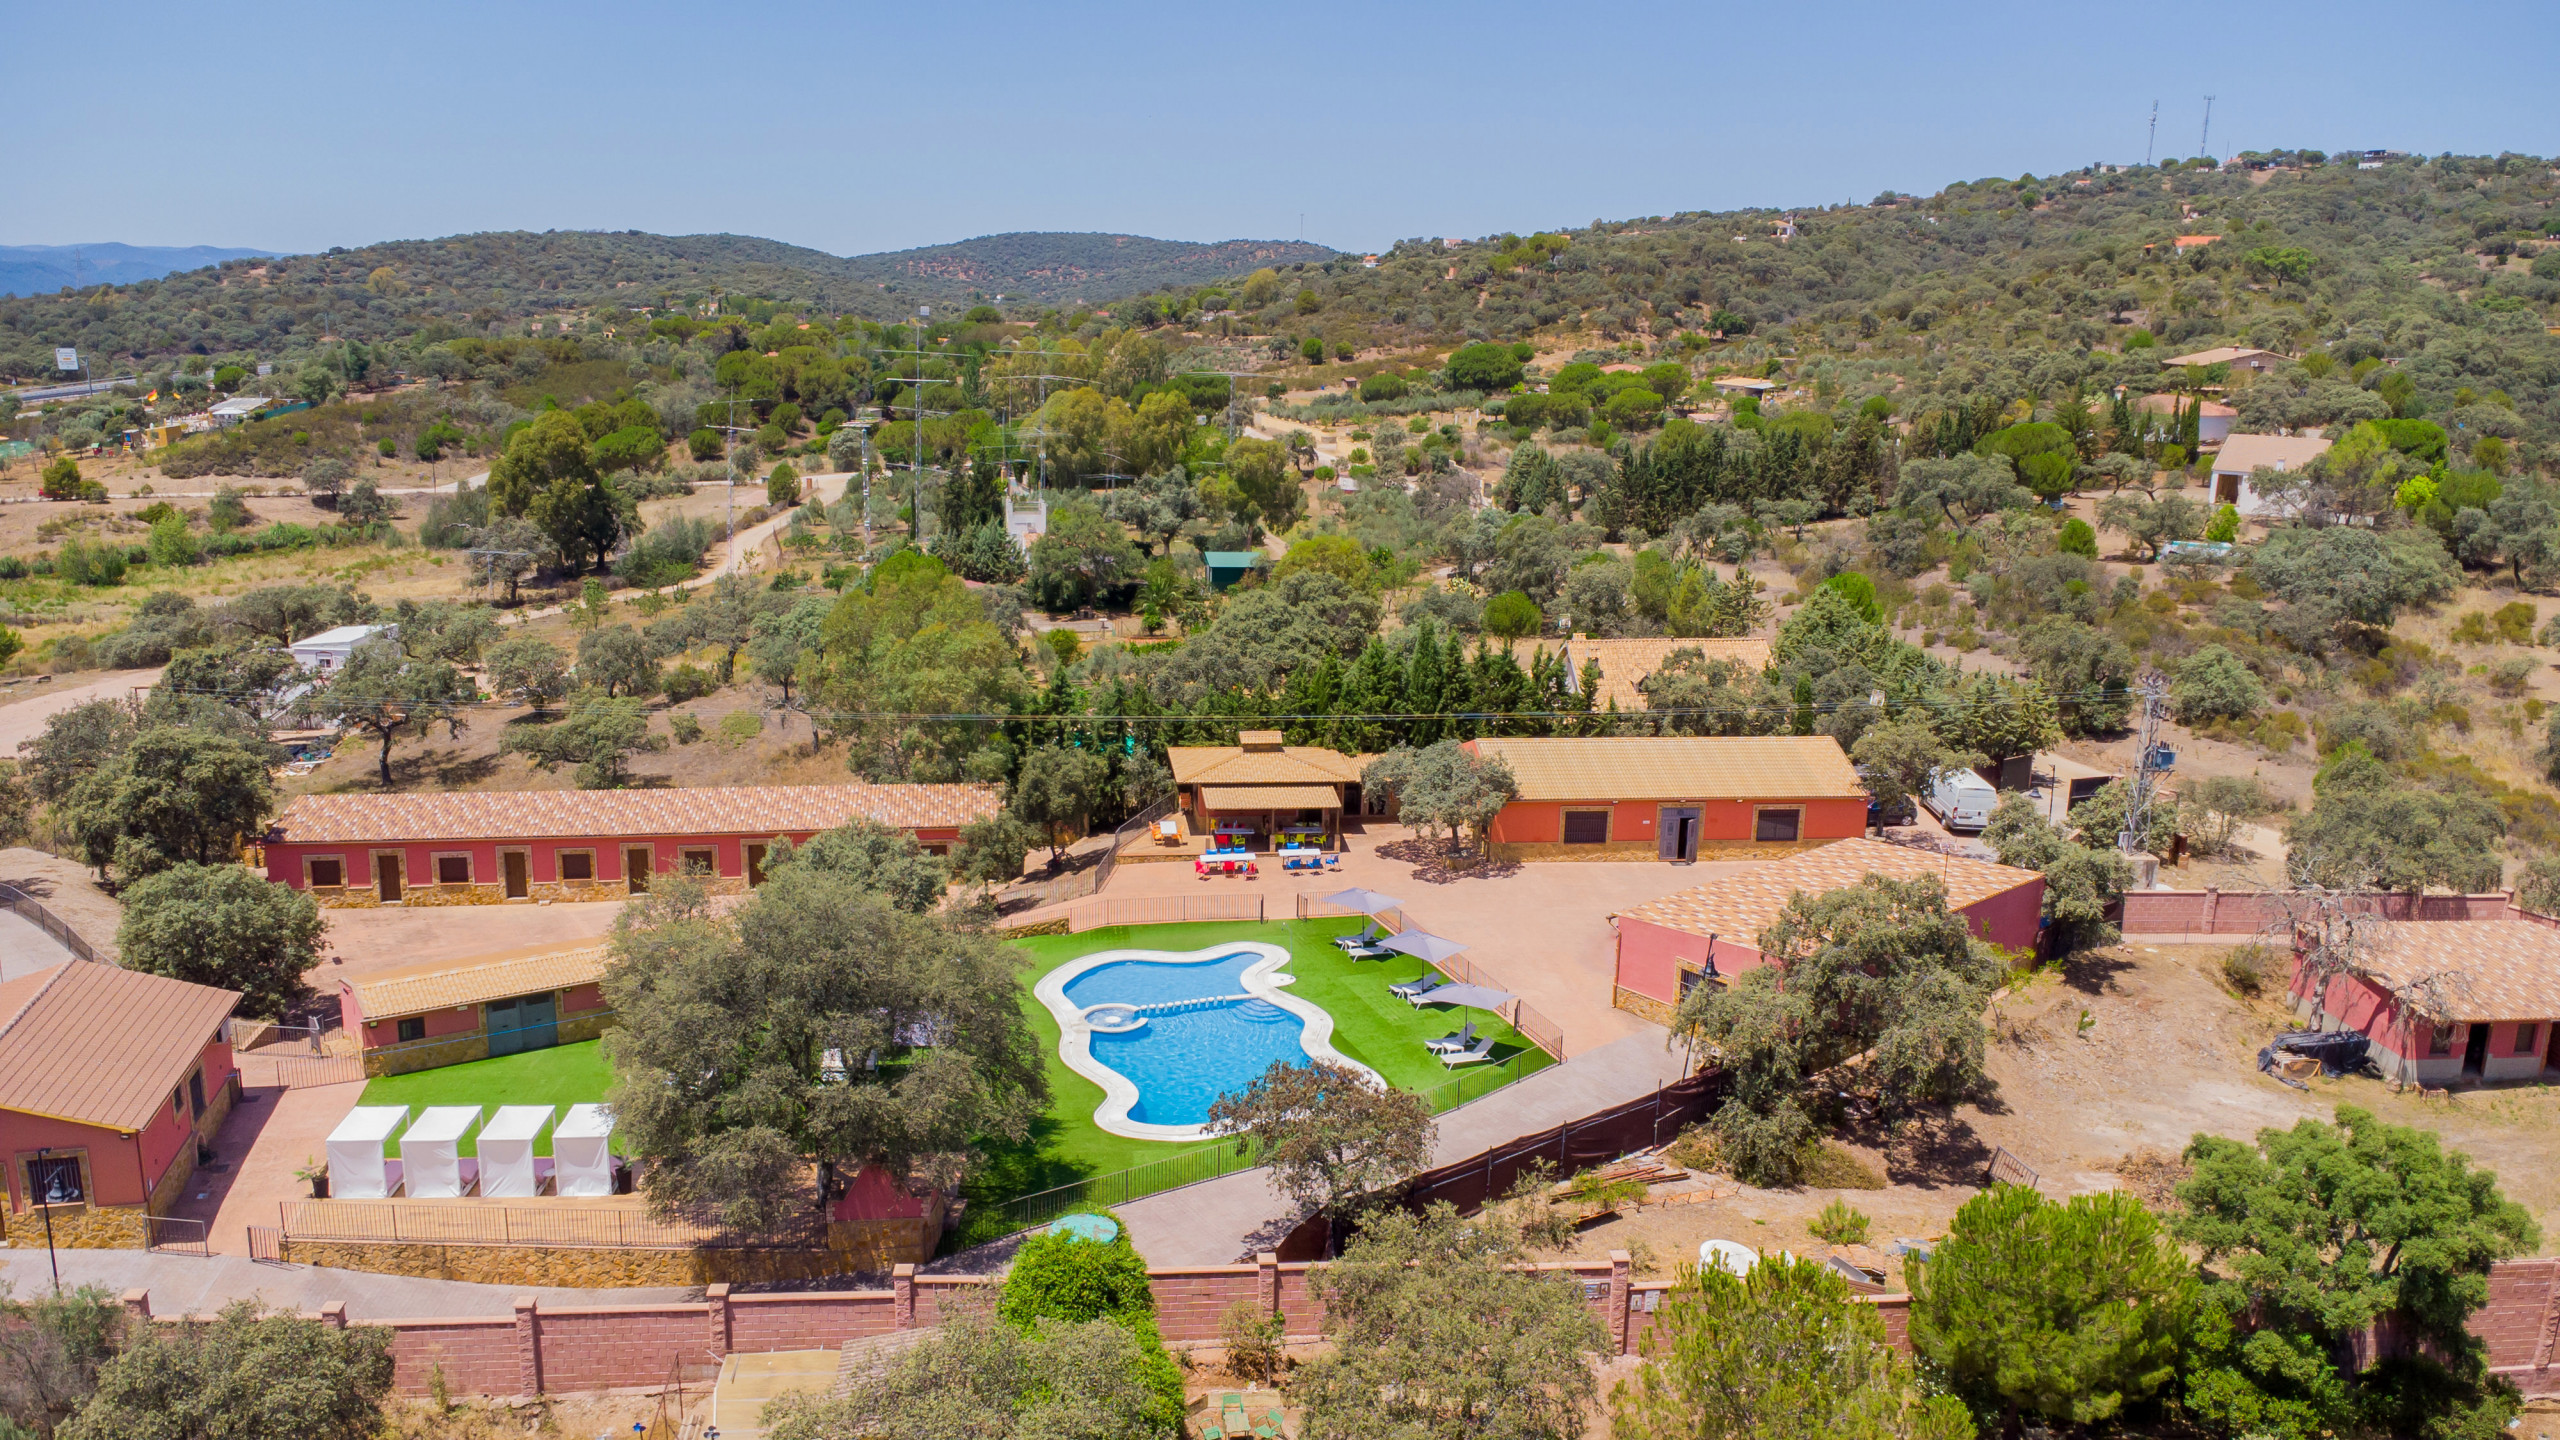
0;242;277;298
0;230;1338;376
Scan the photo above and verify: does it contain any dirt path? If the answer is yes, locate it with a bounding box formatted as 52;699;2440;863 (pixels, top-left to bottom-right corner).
0;668;161;757
495;470;854;628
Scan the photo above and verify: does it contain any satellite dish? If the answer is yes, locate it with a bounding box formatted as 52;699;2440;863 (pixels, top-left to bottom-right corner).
1698;1239;1758;1276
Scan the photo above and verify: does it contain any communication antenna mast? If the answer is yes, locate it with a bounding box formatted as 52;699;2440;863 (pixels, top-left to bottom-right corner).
2200;96;2216;160
2144;101;2158;166
2122;671;2170;878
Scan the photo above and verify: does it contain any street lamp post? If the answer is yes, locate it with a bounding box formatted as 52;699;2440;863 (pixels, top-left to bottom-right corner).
34;1147;59;1295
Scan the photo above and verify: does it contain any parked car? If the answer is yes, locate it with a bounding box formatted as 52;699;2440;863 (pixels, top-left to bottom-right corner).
1923;769;2000;832
1867;792;1916;827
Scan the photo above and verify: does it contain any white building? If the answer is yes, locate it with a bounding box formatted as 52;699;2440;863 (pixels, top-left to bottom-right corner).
1003;489;1049;550
2209;434;2333;516
289;624;398;675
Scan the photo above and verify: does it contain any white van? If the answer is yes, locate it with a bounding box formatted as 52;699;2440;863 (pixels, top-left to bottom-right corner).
1924;769;2000;832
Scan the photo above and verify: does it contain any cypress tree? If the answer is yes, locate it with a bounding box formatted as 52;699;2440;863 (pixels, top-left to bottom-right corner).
1403;623;1446;747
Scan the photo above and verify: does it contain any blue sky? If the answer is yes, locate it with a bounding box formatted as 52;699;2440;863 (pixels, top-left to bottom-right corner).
15;0;2554;259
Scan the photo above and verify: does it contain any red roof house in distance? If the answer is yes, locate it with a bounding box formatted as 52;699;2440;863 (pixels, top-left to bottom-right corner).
1608;837;2045;1024
262;784;1000;908
2290;917;2560;1086
0;963;240;1248
1464;736;1869;862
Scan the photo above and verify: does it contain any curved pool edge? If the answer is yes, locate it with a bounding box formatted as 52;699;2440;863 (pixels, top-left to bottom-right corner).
1033;943;1387;1142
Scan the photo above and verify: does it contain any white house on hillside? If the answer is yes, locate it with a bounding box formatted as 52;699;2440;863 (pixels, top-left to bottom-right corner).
2209;434;2332;516
289;624;398;675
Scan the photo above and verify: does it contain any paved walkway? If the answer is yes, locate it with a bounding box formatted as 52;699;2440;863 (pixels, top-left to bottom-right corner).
0;1250;693;1320
1114;1029;1691;1266
0;909;77;980
168;1079;366;1256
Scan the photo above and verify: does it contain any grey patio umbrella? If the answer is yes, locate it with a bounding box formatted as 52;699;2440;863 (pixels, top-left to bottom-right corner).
1407;981;1515;1011
1320;888;1403;915
1378;930;1469;966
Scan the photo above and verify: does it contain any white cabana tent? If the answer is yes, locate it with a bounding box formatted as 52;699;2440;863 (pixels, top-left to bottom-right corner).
554;1103;617;1197
402;1106;483;1199
477;1105;555;1199
325;1106;409;1199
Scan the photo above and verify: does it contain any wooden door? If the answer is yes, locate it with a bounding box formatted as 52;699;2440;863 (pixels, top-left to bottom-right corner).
374;854;403;902
1657;808;1700;862
746;844;768;887
502;852;529;899
625;847;651;894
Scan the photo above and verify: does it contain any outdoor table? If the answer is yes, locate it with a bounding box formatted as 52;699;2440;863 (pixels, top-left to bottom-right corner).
554;1103;618;1197
324;1106;408;1200
477;1105;556;1199
402;1106;482;1199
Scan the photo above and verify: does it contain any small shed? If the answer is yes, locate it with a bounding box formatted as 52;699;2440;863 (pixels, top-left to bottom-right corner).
2290;918;2560;1085
1204;551;1267;592
340;943;615;1077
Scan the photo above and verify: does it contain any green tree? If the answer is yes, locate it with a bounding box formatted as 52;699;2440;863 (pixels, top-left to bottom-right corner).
1850;716;1985;819
764;1308;1172;1440
1614;1255;1972;1440
499;692;665;789
1907;1185;2185;1429
1360;742;1518;855
19;699;136;804
145;513;200;568
2173;1107;2539;1440
1206;1058;1434;1247
1010;745;1109;863
38;457;82;501
575;625;659;699
1226;436;1303;532
602;872;1045;1233
1673;874;2003;1185
1296;1203;1602;1440
305;640;472;789
2057;516;2098;557
1987;792;2140;953
490;409;636;574
60;727;275;881
483;634;570;712
116;863;324;1019
0;1282;121;1436
767;461;801;509
57;1300;394;1440
954;812;1041;895
994;1224;1182;1427
2095;493;2205;560
2170;644;2265;724
1483;590;1543;639
1445;342;1528;392
1936;672;2062;763
766;818;950;914
1026;500;1146;612
2287;744;2504;895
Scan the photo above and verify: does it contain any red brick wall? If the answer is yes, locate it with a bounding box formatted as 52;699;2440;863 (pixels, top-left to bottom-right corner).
2122;889;2516;935
528;1305;706;1395
386;1318;519;1396
1147;1266;1265;1343
730;1291;897;1351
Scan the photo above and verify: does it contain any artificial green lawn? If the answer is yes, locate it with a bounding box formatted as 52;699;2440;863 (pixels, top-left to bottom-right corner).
357;1041;620;1157
965;918;1554;1226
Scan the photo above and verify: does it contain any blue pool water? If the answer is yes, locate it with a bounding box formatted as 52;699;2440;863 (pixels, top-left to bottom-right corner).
1062;952;1312;1126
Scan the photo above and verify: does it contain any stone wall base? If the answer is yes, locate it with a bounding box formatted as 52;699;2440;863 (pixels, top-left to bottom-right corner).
6;1204;146;1250
278;1216;938;1287
1612;986;1677;1027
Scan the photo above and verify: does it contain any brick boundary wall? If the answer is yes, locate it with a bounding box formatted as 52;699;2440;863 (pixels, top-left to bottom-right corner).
2118;889;2516;936
113;1254;1915;1400
119;1253;2560;1402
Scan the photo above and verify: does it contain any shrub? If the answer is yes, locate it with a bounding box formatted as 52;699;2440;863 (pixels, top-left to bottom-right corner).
662;663;718;703
2489;656;2538;697
669;712;703;745
1219;1298;1284;1384
2222;942;2279;996
2058;517;2098;557
1810;1199;1872;1246
38;457;81;500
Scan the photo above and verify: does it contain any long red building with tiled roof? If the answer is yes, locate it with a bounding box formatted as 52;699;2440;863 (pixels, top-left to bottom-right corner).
262;784;1001;907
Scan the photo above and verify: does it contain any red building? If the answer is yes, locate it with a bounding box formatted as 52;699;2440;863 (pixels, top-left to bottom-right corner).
2290;917;2560;1086
0;963;239;1249
1608;837;2046;1024
340;943;615;1077
262;784;1001;907
1465;736;1871;862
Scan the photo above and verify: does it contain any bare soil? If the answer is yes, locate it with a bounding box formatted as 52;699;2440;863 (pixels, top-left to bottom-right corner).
1534;940;2560;1287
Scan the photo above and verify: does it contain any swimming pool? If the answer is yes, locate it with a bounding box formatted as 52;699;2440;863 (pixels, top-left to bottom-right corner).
1034;943;1384;1141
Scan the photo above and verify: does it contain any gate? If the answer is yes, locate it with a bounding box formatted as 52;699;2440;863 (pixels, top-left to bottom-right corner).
144;1216;209;1257
246;1225;283;1263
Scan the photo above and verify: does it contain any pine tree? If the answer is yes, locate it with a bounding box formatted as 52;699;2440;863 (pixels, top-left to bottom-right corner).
1403;623;1446;746
1337;640;1398;754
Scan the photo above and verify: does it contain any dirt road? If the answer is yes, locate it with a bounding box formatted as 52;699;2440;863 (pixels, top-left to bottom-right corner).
0;667;160;756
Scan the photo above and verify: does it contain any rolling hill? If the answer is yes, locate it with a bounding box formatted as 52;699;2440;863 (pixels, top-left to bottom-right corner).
0;242;276;299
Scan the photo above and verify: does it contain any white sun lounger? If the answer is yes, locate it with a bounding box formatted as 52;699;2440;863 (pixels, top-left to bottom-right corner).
1439;1036;1497;1068
1425;1021;1476;1055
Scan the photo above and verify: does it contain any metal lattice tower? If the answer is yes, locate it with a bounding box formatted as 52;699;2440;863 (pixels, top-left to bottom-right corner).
2122;671;2170;854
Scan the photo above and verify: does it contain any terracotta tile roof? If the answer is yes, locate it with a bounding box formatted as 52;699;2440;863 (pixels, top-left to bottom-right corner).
2135;394;2237;418
2163;345;2280;367
2212;433;2331;476
347;944;613;1021
1167;745;1365;787
1199;783;1347;811
269;784;1001;845
2359;920;2560;1023
0;964;236;1133
1467;736;1864;804
1615;837;2043;946
1560;637;1772;711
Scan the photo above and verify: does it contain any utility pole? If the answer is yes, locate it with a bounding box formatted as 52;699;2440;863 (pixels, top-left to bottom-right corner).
2200;96;2216;161
2144;101;2159;167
